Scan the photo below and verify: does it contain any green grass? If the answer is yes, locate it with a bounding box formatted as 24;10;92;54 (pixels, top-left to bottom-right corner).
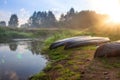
0;27;34;39
30;29;91;80
44;63;53;72
41;29;90;62
0;27;34;43
1;27;120;80
117;72;120;78
43;29;93;47
29;28;120;80
30;72;50;80
97;57;120;69
58;68;80;80
53;64;63;70
43;47;72;62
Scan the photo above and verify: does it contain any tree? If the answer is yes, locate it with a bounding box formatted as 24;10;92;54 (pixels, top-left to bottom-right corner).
58;9;108;29
68;8;75;16
48;11;56;22
36;11;47;26
0;21;6;27
63;8;75;21
29;11;39;27
20;23;29;28
59;14;65;21
8;14;18;27
28;11;57;27
47;11;57;27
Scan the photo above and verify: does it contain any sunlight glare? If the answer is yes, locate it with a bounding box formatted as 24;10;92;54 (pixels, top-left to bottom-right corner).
90;0;120;23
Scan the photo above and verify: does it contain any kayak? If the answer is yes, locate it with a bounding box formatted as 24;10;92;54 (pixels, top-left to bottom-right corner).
64;37;110;49
49;36;110;50
49;36;91;49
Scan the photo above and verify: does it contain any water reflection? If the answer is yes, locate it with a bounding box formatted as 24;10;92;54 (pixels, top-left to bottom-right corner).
3;70;19;80
0;40;47;80
8;40;43;55
9;43;18;51
29;41;41;55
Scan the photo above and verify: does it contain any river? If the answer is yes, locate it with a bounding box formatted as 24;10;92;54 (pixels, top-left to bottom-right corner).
0;39;48;80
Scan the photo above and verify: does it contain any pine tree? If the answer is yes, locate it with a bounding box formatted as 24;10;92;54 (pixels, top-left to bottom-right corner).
8;14;18;27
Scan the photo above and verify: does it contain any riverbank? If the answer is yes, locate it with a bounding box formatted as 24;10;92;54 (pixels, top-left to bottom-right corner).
0;27;34;42
1;27;120;80
30;28;120;80
0;27;60;42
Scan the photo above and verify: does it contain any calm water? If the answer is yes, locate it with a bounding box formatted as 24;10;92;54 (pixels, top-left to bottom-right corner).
0;40;48;80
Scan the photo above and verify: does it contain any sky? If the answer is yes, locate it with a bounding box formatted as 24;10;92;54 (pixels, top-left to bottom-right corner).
0;0;120;25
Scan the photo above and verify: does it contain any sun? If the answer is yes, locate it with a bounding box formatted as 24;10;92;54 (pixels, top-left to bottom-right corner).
90;0;120;23
108;12;120;23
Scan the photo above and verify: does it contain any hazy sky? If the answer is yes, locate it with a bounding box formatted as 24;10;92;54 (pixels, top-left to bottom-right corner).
0;0;120;25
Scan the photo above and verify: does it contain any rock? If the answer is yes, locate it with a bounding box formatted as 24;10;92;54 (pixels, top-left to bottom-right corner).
80;71;85;74
86;59;91;62
94;41;120;58
105;77;110;80
103;72;109;75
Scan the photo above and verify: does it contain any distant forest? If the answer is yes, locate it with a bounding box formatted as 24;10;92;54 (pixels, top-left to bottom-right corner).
0;8;109;29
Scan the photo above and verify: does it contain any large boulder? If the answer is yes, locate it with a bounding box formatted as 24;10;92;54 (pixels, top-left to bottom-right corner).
49;36;110;50
94;41;120;58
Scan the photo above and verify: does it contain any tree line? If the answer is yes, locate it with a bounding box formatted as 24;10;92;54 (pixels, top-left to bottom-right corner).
28;11;56;28
0;8;109;28
0;14;18;27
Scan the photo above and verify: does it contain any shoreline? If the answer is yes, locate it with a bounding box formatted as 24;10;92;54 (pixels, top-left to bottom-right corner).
30;29;120;80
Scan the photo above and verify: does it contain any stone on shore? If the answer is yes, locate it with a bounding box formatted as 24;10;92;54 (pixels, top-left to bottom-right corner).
94;41;120;58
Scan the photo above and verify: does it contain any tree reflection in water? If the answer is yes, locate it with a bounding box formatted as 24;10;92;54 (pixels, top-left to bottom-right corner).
29;40;43;55
8;40;43;55
0;40;47;80
9;43;18;51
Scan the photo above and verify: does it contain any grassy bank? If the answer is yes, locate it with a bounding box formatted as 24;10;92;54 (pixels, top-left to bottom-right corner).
0;27;60;42
0;27;69;42
30;28;120;80
31;30;95;80
0;27;34;42
1;27;120;80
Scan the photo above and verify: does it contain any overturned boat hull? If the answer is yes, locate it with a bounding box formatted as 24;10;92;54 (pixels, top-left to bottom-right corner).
49;36;110;50
49;36;91;49
64;37;110;49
